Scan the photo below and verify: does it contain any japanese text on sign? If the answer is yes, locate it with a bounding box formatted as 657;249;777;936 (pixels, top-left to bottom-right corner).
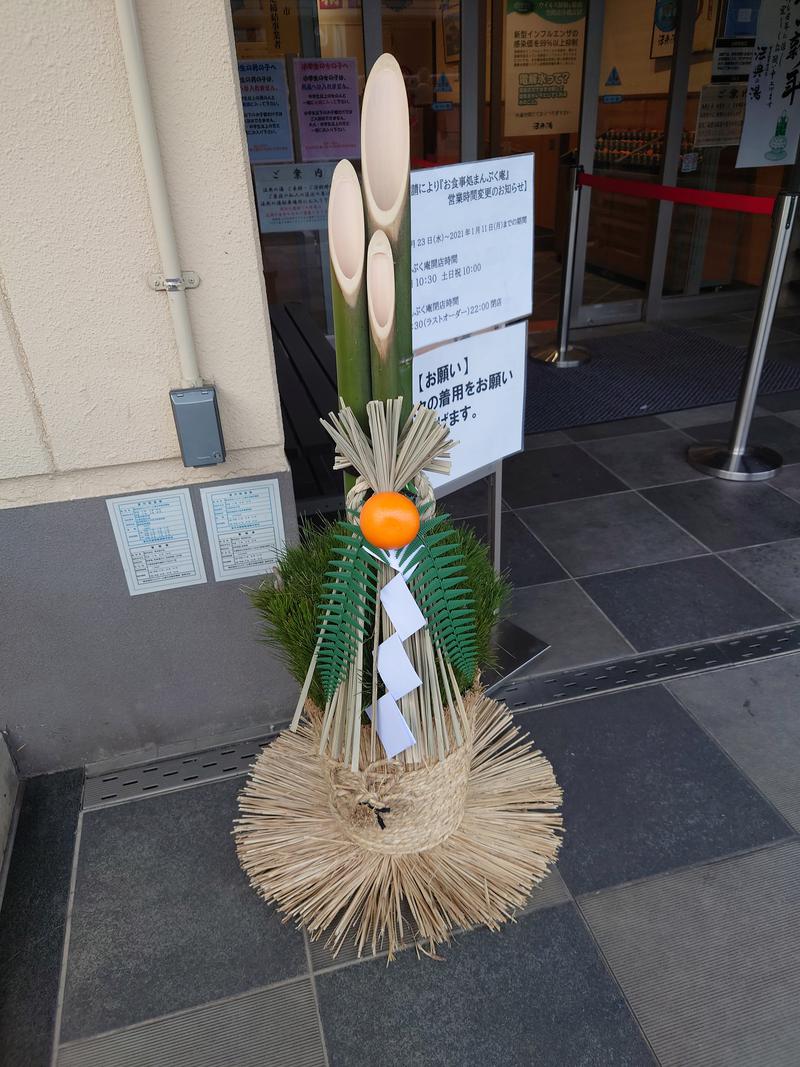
199;480;286;582
412;321;527;489
695;83;747;147
294;58;360;162
254;162;335;233
503;1;586;136
737;0;800;167
238;59;293;164
712;37;756;82
410;154;534;351
106;489;206;596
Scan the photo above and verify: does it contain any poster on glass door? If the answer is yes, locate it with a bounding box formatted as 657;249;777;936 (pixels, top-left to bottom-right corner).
503;1;586;137
238;59;294;164
737;0;800;168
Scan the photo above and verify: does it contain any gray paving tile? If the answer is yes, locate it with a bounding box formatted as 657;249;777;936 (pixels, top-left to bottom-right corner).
661;401;767;428
773;461;800;502
581;429;704;489
0;770;83;1067
307;867;572;974
316;903;657;1067
684;415;800;464
759;388;800;412
644;479;800;551
517;492;705;577
523;429;571;450
519;687;791;896
57;980;326;1067
669;654;800;830
436;477;504;519
503;445;628;508
580;555;790;651
507;579;633;676
580;840;800;1067
59;777;307;1042
565;415;671;441
721;538;800;617
454;512;566;587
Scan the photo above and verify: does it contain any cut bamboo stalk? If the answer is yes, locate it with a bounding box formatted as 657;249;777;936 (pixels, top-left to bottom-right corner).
327;160;371;433
361;53;413;421
366;230;400;407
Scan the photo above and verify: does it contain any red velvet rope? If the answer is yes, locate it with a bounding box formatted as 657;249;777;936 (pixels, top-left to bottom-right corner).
578;172;775;216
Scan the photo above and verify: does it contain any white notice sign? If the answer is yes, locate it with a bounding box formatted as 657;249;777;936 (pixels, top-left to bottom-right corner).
254;162;335;233
410;155;534;351
413;320;527;489
737;1;800;168
107;489;206;596
199;479;286;581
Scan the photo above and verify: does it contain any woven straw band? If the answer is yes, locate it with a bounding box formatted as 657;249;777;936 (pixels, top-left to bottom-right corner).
327;739;471;854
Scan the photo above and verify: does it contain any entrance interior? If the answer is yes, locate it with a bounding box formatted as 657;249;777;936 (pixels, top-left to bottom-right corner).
230;0;800;447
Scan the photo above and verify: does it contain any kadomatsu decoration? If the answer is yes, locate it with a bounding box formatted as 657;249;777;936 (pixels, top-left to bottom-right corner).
234;55;562;960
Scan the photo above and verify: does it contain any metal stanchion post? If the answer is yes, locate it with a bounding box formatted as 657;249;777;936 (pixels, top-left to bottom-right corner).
688;190;799;481
532;164;590;368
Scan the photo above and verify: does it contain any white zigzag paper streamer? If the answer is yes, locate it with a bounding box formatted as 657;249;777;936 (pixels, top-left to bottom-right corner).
365;550;426;758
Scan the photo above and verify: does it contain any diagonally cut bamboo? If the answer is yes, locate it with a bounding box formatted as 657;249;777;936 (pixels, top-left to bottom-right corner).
361;54;413;421
366;229;400;404
327;160;371;431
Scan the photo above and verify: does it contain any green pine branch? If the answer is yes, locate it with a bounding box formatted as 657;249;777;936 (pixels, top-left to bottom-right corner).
315;521;378;703
401;514;478;686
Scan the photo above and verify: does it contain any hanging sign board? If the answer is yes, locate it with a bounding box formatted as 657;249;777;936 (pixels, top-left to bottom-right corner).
199;480;286;581
737;0;800;168
293;58;361;162
694;83;747;146
254;162;335;232
712;37;756;81
503;1;586;136
412;321;527;490
650;0;718;58
410;154;534;351
238;59;293;164
106;489;206;596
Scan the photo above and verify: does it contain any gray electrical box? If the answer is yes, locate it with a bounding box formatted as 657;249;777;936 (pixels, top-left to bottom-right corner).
169;386;225;467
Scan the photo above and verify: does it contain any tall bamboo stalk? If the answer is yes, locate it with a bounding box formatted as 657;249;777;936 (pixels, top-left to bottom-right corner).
366;230;400;402
327;160;371;430
361;53;413;421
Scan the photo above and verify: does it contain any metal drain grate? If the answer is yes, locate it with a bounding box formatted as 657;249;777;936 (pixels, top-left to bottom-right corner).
57;978;326;1067
490;623;800;713
82;736;272;810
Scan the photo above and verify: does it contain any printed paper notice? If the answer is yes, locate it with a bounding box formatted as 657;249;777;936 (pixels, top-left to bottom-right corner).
412;320;527;489
238;59;293;164
293;57;360;161
504;0;586;137
737;1;800;168
254;162;335;232
410;154;534;351
199;479;286;581
694;83;747;147
107;489;206;596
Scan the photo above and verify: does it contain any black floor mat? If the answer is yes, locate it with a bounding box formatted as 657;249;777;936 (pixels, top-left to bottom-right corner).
525;325;800;433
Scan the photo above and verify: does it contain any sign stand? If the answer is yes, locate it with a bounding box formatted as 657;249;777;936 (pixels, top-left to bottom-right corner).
486;461;503;573
688;190;798;481
532;164;590;368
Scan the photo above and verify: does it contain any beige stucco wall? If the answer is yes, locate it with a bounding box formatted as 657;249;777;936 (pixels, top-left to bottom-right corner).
0;0;287;508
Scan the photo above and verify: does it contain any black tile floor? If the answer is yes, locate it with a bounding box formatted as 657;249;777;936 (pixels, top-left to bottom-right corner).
5;397;800;1065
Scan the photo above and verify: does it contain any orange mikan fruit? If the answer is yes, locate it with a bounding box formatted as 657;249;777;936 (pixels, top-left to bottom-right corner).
359;491;420;550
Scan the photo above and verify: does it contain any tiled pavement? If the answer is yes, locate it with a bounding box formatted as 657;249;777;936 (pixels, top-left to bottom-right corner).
5;400;800;1066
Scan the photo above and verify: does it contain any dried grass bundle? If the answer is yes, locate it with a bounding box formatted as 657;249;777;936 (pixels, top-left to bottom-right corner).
235;687;563;960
